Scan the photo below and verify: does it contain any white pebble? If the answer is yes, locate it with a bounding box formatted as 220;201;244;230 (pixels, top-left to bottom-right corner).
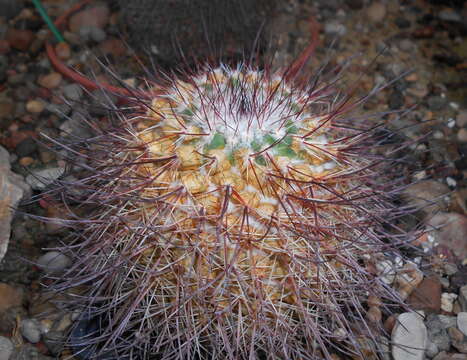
441;293;458;312
20;318;41;343
392;312;427;360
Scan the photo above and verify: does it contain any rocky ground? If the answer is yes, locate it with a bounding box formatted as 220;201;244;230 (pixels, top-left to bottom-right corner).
0;0;466;359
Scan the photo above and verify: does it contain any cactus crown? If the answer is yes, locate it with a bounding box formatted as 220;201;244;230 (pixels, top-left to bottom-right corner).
53;64;414;360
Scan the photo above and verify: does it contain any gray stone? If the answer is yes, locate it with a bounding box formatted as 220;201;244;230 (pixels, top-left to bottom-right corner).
459;313;467;337
25;166;64;191
63;83;84;102
20;318;41;343
426;341;439;358
460;285;467;312
392;312;427;360
9;344;54;360
43;330;65;355
0;146;30;263
37;251;71;274
0;336;14;360
398;39;415;52
426;314;454;352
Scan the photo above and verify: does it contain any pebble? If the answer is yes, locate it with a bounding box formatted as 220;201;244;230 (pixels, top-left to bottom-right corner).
324;21;347;36
441;293;458;313
5;28;34;52
25;166;64;190
427;314;456;352
449;327;467;353
37;251;71;274
394;263;424;300
367;2;387;22
428;213;467;260
55;42;71;61
20;318;41;343
0;282;24;313
0;55;7;82
9;343;54;360
19;156;34;166
0;336;13;360
458;313;467;337
392;312;427;360
15;137;37;157
460;286;467;312
398;39;415;53
458;128;467;143
408;276;441;313
438;9;462;23
69;4;110;33
63;83;83;102
426;341;440;358
457;112;467;128
26;99;45;113
38;72;62;89
428;96;448;111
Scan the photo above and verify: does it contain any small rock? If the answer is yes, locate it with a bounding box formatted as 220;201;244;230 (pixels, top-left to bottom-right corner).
9;343;54;360
0;336;13;360
37;251;71;274
5;28;34;51
426;314;454;352
458;313;467;337
392;312;427;360
438;9;462;23
457;111;467;128
408;276;441;313
63;83;83;102
20;318;41;343
428;96;448;111
25;166;64;190
43;330;65;355
458;128;467;143
69;4;110;33
367;2;386;22
55;42;71;61
448;327;467;353
442;293;458;313
15;137;37;157
0;146;30;262
19;157;34;166
38;72;62;89
324;21;347;36
26;99;45;114
426;341;439;358
398;39;415;52
394;263;424;300
429;213;467;261
0;283;24;313
460;285;467;311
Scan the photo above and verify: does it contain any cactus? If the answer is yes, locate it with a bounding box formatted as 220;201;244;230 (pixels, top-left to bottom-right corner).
49;64;418;360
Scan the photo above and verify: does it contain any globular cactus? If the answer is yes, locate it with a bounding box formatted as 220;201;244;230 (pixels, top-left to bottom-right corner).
48;63;419;360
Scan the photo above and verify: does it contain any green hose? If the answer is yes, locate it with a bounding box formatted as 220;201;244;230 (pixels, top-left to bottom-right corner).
32;0;65;43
